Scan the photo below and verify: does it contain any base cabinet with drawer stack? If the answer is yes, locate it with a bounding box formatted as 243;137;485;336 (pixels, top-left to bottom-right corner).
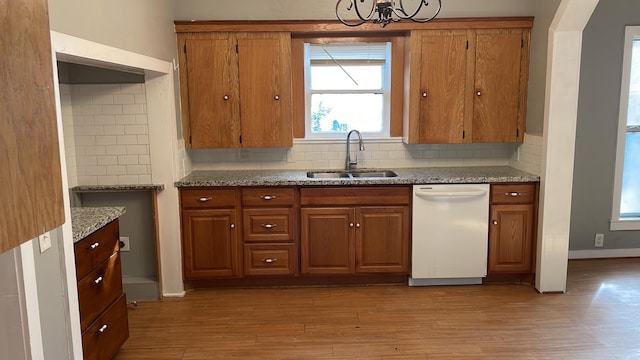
300;187;411;275
180;188;241;279
488;183;538;275
74;219;129;360
242;187;298;276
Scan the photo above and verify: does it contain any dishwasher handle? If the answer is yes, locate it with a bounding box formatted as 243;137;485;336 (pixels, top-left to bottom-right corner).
415;189;487;198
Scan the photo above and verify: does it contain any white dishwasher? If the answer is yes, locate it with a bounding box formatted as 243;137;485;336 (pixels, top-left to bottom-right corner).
409;184;490;286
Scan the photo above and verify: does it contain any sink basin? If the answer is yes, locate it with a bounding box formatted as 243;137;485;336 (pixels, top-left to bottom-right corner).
350;170;398;178
306;171;351;178
306;170;398;179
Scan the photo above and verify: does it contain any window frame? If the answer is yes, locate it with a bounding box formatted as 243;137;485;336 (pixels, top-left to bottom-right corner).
303;41;392;139
611;26;640;231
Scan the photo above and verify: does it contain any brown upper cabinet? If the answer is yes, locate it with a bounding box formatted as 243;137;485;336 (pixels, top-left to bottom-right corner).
403;28;530;144
177;32;293;149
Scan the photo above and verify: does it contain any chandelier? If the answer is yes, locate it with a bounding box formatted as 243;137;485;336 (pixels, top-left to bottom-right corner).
336;0;442;28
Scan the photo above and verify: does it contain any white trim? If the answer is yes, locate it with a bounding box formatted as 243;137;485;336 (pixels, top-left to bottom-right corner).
293;137;404;145
18;242;45;360
569;248;640;259
535;0;599;294
161;291;187;298
610;218;640;231
611;26;640;228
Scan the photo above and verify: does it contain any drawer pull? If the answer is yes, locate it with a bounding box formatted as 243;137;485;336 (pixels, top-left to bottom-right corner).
88;242;100;250
505;192;521;197
230;223;235;229
261;223;277;229
93;276;104;285
262;258;278;264
493;220;499;225
260;195;276;200
198;197;212;202
97;324;108;334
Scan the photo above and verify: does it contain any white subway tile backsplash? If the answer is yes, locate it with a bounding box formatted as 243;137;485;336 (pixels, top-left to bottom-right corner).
104;125;125;136
65;83;151;186
113;94;135;105
138;175;152;184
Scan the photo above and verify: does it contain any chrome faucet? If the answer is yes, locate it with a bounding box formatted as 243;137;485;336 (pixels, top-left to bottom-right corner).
345;129;365;171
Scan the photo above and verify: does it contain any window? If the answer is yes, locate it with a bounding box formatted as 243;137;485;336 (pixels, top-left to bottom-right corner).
612;26;640;230
304;42;391;139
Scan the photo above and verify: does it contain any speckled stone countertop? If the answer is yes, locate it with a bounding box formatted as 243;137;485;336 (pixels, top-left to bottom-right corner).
71;207;126;243
71;184;164;192
174;166;539;187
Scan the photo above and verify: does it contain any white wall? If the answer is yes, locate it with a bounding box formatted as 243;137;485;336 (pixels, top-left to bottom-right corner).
175;0;533;20
0;249;29;360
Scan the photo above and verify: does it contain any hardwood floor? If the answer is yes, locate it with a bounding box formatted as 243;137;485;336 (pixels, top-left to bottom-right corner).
115;259;640;359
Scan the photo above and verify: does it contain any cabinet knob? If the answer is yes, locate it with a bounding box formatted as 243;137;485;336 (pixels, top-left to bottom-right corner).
505;192;521;197
230;223;235;229
261;223;277;229
274;95;280;101
349;222;354;228
262;258;278;264
422;92;427;98
492;220;498;225
260;195;276;200
355;223;361;228
198;197;212;202
97;324;108;334
93;276;104;285
223;95;229;100
88;242;100;250
476;91;482;96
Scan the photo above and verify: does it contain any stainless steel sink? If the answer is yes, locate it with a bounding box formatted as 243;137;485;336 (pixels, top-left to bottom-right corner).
350;170;398;178
306;170;398;179
306;171;351;178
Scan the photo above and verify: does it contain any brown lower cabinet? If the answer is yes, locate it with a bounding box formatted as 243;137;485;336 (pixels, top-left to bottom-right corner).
488;183;538;274
300;187;411;276
74;219;128;360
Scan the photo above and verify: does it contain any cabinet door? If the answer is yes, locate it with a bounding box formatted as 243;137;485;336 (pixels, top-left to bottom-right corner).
300;208;354;274
472;29;528;143
182;209;239;279
237;32;293;148
355;206;410;274
488;204;534;273
407;30;471;144
184;36;240;148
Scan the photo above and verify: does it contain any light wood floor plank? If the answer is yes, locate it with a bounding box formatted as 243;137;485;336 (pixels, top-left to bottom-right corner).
115;258;640;359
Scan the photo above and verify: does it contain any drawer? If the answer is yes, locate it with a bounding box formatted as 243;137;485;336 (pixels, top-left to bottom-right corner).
243;208;295;243
244;244;296;276
491;184;537;204
242;187;295;207
75;220;120;280
78;253;123;331
181;188;238;209
82;294;129;360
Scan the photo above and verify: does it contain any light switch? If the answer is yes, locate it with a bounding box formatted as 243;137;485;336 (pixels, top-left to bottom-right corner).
38;232;51;253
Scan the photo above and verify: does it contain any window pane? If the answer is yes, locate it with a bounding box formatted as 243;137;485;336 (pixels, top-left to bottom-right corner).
311;65;383;91
310;94;383;133
621;132;640;216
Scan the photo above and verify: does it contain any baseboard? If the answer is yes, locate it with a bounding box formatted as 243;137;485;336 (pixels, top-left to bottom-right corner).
568;248;640;259
161;291;186;298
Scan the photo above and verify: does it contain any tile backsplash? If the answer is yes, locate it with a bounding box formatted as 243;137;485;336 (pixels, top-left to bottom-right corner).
188;140;515;171
60;84;151;186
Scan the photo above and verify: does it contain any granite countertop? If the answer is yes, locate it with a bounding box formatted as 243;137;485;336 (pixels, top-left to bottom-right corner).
71;184;164;192
71;207;126;243
175;166;539;187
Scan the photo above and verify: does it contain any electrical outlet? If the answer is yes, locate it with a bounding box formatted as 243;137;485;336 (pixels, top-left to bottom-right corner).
38;232;51;253
119;237;131;252
594;233;604;247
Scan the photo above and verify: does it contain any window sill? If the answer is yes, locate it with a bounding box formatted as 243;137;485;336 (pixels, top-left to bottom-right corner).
610;218;640;231
294;137;403;145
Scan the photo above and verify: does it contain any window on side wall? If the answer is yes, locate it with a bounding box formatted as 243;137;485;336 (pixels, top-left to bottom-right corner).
304;42;391;139
611;26;640;230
